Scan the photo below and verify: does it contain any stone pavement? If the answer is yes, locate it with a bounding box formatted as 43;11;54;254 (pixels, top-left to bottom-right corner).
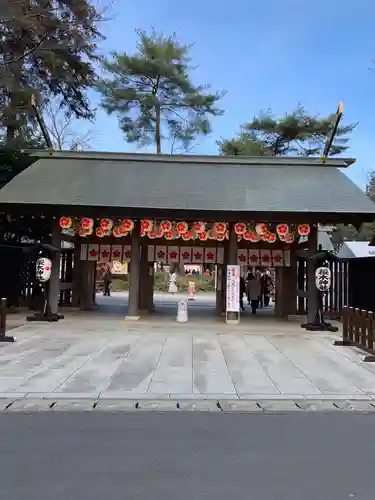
0;292;374;411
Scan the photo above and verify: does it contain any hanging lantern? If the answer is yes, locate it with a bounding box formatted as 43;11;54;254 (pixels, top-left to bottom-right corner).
181;231;192;241
268;233;277;243
160;220;172;232
256;223;268;235
278;233;287;241
78;228;90;237
59;216;72;229
176;221;188;234
216;233;225;242
113;227;122;238
193;221;206;234
148;231;156;239
164;231;174;240
156;228;164;238
141;219;153;232
243;231;252;241
298;224;311;236
119;219;134;231
276;223;289;236
234;222;246;235
199;231;208;241
262;232;270;242
249;232;260;243
118;226;129;236
81;217;94;229
100;218;113;231
214;222;226;234
96;227;105;238
140;229;146;237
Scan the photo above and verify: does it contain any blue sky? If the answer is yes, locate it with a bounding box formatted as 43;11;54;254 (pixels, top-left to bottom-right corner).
83;0;375;188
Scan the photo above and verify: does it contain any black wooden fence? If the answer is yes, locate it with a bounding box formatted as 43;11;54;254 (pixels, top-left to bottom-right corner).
297;258;350;317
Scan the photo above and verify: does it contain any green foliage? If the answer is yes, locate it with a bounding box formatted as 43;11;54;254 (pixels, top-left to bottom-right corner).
0;0;103;146
111;273;215;293
218;106;356;156
97;28;225;153
366;171;375;203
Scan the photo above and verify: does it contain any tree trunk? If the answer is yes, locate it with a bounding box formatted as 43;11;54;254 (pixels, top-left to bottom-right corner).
155;102;161;154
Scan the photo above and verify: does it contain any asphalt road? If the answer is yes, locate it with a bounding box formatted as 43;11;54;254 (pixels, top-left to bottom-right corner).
0;412;374;500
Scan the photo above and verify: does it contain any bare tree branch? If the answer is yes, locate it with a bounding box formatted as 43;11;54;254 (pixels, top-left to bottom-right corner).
43;101;95;150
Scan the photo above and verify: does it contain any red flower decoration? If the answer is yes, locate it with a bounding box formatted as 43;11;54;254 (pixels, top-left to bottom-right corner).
276;223;289;236
124;250;131;259
121;219;134;231
206;252;215;261
100;218;113;231
268;233;276;243
298;224;310;236
234;222;246;235
176;221;188;234
256;223;268;235
101;249;110;258
214;222;226;234
59;216;72;229
81;217;93;229
194;251;202;260
169;251;178;259
157;250;165;259
160;220;172;232
89;249;98;257
193;221;206;233
141;219;153;232
238;254;247;262
112;250;121;258
182;251;191;260
96;227;105;238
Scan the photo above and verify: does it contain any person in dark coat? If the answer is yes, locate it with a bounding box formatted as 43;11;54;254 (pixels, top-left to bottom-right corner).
103;266;113;296
239;276;246;312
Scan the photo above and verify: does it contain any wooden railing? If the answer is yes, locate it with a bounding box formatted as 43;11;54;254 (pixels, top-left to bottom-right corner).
334;306;375;362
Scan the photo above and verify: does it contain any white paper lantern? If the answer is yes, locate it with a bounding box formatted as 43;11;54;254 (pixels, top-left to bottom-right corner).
36;257;52;283
315;266;331;291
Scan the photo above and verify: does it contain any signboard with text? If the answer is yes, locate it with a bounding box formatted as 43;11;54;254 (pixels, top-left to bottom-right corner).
226;265;240;312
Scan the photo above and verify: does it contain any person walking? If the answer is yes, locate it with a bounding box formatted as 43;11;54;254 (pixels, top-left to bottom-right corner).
168;271;178;294
246;272;261;314
103;265;112;296
239;276;246;312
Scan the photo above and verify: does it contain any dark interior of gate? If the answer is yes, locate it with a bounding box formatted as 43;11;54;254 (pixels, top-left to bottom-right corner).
0;151;375;325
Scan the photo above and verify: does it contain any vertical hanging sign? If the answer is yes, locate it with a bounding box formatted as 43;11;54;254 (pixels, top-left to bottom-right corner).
226;264;240;313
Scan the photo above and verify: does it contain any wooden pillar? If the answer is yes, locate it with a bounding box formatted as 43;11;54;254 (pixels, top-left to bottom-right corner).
72;243;82;307
49;222;60;315
307;225;318;323
126;220;141;320
147;263;155;312
275;249;298;318
225;223;239;324
138;242;149;313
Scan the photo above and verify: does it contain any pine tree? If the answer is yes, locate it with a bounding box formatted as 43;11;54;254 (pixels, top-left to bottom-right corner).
218;106;356;156
0;0;103;146
97;28;225;153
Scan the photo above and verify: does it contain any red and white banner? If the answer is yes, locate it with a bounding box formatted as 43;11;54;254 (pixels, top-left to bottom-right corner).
111;245;123;262
99;244;111;262
272;249;283;267
226;264;240;312
123;245;132;262
237;249;248;265
155;246;167;263
191;247;204;263
180;248;192;264
248;249;260;266
204;247;217;264
167;246;179;264
88;244;99;261
260;249;272;267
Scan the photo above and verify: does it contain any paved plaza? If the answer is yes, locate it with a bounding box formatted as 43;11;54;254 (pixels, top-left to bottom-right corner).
0;292;375;406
